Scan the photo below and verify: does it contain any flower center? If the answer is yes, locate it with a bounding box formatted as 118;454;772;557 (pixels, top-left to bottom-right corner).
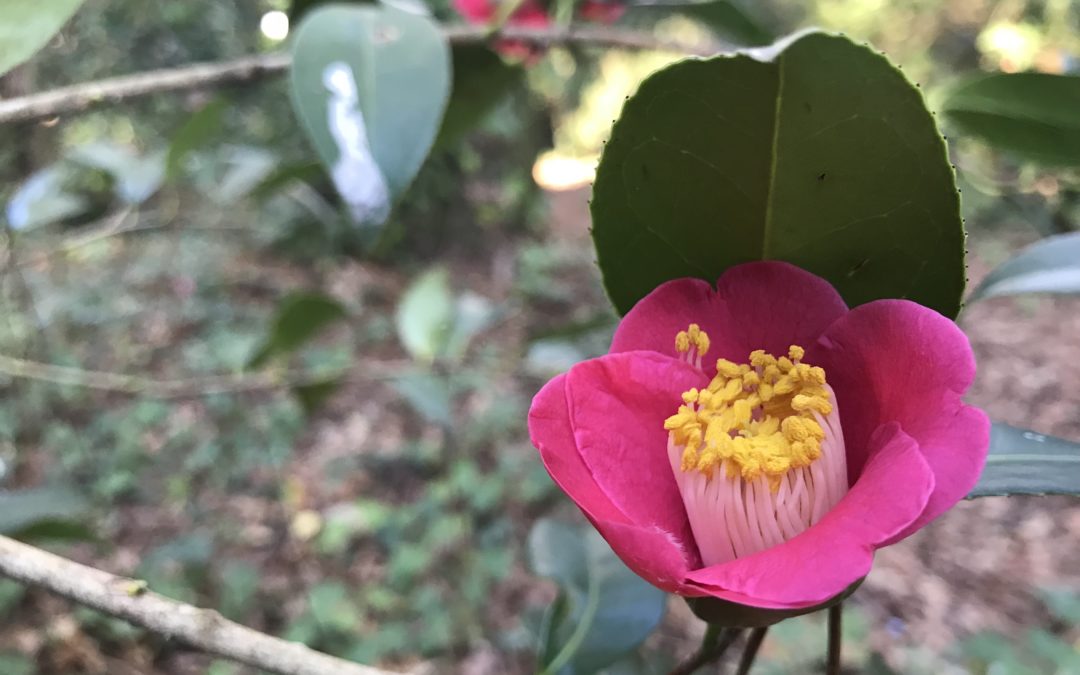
663;325;849;565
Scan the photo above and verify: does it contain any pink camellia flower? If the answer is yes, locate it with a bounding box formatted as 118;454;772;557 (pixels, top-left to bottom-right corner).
454;0;626;62
528;261;989;623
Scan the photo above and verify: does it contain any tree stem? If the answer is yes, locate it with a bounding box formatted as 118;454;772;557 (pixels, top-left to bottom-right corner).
667;625;742;675
827;603;843;675
0;26;727;126
733;627;767;675
0;535;392;675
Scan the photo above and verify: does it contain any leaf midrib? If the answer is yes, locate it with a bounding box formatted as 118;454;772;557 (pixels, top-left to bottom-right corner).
760;51;786;260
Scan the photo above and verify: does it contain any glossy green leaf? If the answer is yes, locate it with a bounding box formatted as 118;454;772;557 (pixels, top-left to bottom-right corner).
248;292;348;368
941;72;1080;167
396;268;454;363
968;232;1080;302
592;31;965;318
969;423;1080;497
0;0;86;76
529;519;667;675
166;99;229;179
289;2;450;230
435;45;523;149
0;487;90;539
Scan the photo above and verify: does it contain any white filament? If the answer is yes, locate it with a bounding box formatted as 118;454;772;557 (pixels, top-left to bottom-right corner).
668;384;849;566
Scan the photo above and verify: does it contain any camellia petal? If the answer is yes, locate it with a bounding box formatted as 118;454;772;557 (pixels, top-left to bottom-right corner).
811;299;990;539
611;262;848;367
683;423;934;608
610;277;736;362
529;374;631;526
564;351;705;556
715;261;849;359
529;352;708;589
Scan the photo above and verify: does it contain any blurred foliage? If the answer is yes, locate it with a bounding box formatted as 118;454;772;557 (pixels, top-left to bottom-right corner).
0;0;1079;673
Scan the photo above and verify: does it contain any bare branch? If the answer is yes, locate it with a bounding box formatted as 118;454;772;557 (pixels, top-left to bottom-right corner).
0;351;408;399
0;535;396;675
446;23;724;55
0;53;291;125
0;25;725;125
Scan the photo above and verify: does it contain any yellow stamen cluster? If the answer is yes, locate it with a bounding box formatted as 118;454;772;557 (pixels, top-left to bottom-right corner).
664;330;833;491
675;323;711;356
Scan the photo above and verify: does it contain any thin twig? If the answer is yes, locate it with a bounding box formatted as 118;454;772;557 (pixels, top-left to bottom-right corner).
14;208;137;267
667;626;743;675
0;351;406;399
16;210;256;269
0;535;395;675
0;53;290;125
734;627;767;675
826;603;843;675
0;25;726;125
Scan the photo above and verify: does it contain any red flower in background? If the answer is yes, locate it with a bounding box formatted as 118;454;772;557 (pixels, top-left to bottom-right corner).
454;0;626;61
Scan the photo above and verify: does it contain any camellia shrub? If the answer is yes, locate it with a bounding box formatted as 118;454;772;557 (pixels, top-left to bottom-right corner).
1;1;1079;674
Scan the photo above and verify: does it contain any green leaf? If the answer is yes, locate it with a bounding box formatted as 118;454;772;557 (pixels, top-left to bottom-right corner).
1038;586;1080;624
0;652;34;675
293;375;344;415
435;45;523;149
289;2;451;231
529;519;589;591
969;423;1080;497
248;160;326;201
218;560;260;621
307;581;360;633
69;142;165;205
0;487;90;540
212;146;278;202
4;166;92;231
395;267;454;363
166;98;229;179
392;371;453;426
967;232;1080;302
13;519;95;542
529;519;667;675
1026;629;1080;671
0;0;86;77
864;653;901;675
248;293;348;368
941;72;1080;167
592;31;965;318
444;291;497;363
626;0;774;47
